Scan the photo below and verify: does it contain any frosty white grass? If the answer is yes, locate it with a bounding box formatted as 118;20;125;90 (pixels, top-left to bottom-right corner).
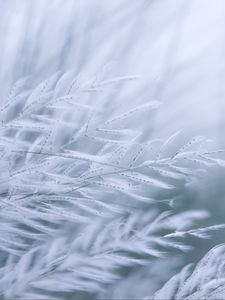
0;71;224;299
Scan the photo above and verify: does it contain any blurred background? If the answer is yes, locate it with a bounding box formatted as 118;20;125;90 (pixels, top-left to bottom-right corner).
1;0;225;145
1;0;225;298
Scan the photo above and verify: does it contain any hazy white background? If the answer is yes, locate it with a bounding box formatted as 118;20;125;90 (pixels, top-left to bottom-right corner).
1;0;225;145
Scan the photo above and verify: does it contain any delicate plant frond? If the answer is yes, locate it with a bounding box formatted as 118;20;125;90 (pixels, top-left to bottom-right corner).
148;244;225;300
0;72;224;299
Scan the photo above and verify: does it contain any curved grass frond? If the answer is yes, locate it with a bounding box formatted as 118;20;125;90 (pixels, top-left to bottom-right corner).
0;73;224;299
